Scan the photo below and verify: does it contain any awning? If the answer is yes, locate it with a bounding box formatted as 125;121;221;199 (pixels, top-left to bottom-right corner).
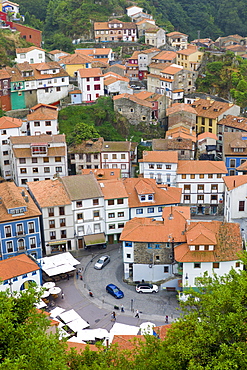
84;233;106;247
49;240;67;245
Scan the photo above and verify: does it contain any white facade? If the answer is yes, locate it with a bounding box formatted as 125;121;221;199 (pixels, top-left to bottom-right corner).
127;6;143;17
181;260;242;288
139;160;178;186
105;79;133;95
15;48;45;64
0;268;41;293
145;28;166;48
224;181;247;237
73;197;105;248
101;150;131;177
36;75;69;105
0;120;26;180
27;106;59;136
10;135;68;186
130;203;165;220
177;173;225;213
77;70;104;102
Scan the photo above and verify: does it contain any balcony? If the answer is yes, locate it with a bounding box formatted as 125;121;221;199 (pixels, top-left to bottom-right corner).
28;229;34;234
30;244;36;249
17;231;25;236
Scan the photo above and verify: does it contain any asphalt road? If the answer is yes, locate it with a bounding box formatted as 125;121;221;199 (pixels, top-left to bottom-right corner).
52;245;182;331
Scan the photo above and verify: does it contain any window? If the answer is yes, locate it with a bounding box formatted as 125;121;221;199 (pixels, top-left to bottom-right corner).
190;174;195;179
19;158;26;164
55;167;62;172
94;154;98;160
155;255;160;261
211;195;217;201
164;266;169;273
208;174;213;178
126;253;131;258
94;77;100;81
48;207;54;217
229;170;235;176
184;184;191;191
184;195;190;201
2;140;7;145
194;263;201;268
28;222;35;234
166;165;171;169
30;237;36;249
149;164;154;169
148;195;153;201
148;207;154;213
5;226;11;238
3;151;8;156
197;195;204;201
182;174;186;179
109;224;115;229
60;218;66;227
45;121;51;126
6;241;13;253
117;199;123;205
59;207;65;215
20;168;26;174
199;174;204;179
94;211;100;218
213;262;219;269
17;224;24;236
44;167;50;173
50;231;56;240
236;262;240;268
49;220;55;228
157;164;162;169
32;158;38;163
140;195;145;201
211;184;218;191
217;174;221;178
126;241;132;247
94;223;101;233
34;121;40;127
77;213;83;221
230;159;235;168
112;154;117;159
4;160;9;165
239;201;245;212
61;230;67;238
121;154;126;159
43;157;49;163
136;209;143;214
109;213;115;218
198;184;204;191
55;157;61;162
56;87;61;92
118;223;124;228
158;206;163;212
94;84;100;90
93;199;99;206
76;201;82;208
118;212;124;217
32;168;38;173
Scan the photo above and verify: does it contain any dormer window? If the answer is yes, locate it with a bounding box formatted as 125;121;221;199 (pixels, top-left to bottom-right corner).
203;106;207;110
148;194;153;201
141;195;146;201
31;144;47;156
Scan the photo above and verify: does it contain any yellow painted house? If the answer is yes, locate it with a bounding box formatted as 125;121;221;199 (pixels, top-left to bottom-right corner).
191;98;241;135
176;45;204;72
59;53;93;77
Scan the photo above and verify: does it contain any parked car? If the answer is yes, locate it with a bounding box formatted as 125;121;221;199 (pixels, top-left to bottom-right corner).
106;284;124;299
94;255;110;270
136;283;159;293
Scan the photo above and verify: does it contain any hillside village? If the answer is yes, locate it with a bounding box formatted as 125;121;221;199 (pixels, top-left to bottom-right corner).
1;0;247;362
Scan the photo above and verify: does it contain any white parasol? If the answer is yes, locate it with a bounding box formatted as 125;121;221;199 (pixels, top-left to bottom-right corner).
43;282;55;290
49;287;62;295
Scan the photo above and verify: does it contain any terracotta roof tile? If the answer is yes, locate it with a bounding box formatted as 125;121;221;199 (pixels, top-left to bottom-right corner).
0;116;23;129
191;99;236;119
81;168;121;180
61;174;103;201
166;103;197;116
175;221;242;262
0;254;39;281
27;105;58;121
10;134;66;145
161;65;183;75
177;160;227;174
167;32;188;37
223;132;247;156
78;67;103;78
111;335;145;351
141;150;178;163
122;178;181;208
197;132;218;141
152;50;177;61
99;179;128;199
68;137;103;154
218;115;247;131
223;175;247;190
16;46;45;53
59;53;93;65
27;179;71;208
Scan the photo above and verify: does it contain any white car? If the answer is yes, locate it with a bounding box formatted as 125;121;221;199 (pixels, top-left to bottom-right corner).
136;283;159;293
94;255;110;270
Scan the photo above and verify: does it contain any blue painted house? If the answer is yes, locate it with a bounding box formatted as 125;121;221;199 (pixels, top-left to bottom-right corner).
223;132;247;176
0;182;42;260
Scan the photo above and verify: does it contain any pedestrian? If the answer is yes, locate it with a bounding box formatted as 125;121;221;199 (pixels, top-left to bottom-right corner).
67;273;69;280
165;315;169;324
89;290;93;297
61;293;64;299
76;270;79;279
121;305;125;313
135;309;140;318
111;311;116;322
80;274;83;281
78;267;82;273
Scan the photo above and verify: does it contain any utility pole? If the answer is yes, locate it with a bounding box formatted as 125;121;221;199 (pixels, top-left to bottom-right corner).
197;30;200;42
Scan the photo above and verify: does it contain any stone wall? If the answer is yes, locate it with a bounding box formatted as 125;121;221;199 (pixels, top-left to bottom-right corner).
134;242;173;265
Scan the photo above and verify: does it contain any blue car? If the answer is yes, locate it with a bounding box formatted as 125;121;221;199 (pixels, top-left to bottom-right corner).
106;284;124;299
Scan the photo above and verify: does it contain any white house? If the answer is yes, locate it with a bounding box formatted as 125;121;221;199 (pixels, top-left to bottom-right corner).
104;72;133;96
0;116;26;180
145;27;166;48
3;1;20;18
139;150;178;186
176;160;227;215
77;67;104;103
15;46;45;64
223;175;247;239
0;254;41;293
101;141;138;178
27;179;75;255
61;174;106;250
26;103;59;136
126;5;143;17
122;177;182;220
99;179;129;244
48;50;70;62
9;134;68;186
174;221;243;290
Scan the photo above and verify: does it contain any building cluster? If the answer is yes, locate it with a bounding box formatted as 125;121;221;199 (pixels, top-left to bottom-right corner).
0;1;246;296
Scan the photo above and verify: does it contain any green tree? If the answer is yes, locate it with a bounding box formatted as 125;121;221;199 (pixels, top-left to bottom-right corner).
67;122;100;145
0;287;68;369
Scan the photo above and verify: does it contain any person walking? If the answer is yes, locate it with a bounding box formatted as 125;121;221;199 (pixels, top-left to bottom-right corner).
121;305;125;313
76;270;79;279
111;311;116;322
135;309;140;318
165;315;169;324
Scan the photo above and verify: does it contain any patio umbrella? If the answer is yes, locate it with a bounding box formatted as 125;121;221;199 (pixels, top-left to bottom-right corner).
49;287;62;295
43;282;55;290
139;322;155;335
41;290;50;299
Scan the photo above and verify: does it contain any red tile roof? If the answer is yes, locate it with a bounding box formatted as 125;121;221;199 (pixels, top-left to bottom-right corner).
223;175;247;190
78;67;103;78
177;160;227;174
0;116;23;129
140;150;178;163
166;103;197;116
0;254;39;280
